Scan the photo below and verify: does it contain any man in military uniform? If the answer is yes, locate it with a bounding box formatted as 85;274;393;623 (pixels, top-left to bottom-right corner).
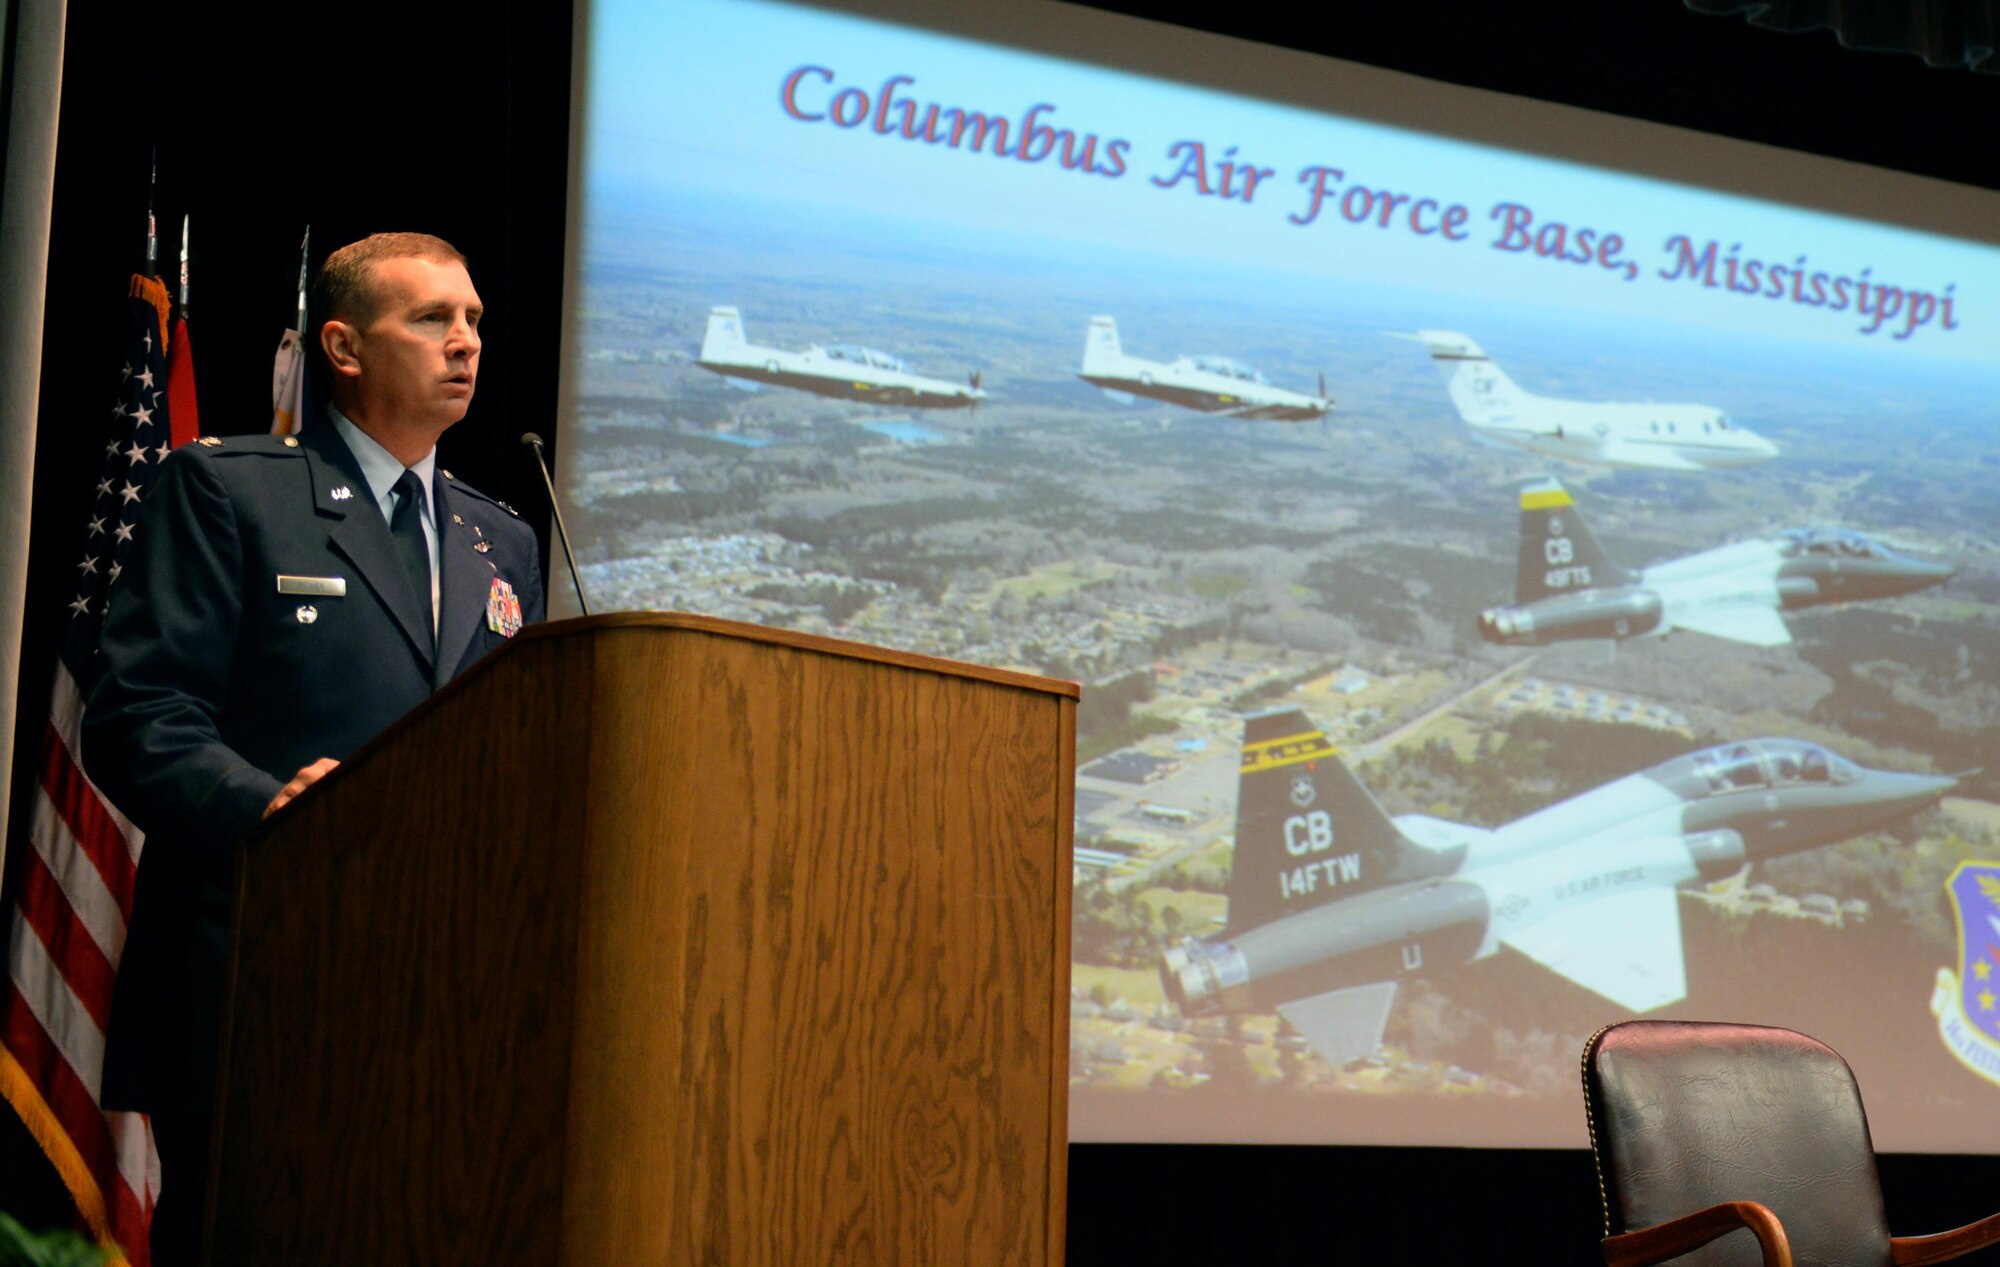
83;232;545;1264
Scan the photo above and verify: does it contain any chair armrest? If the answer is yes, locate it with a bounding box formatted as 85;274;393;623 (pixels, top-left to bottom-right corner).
1603;1200;1792;1267
1893;1213;2000;1267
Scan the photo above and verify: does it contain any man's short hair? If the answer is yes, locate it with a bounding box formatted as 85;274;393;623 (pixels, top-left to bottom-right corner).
310;232;468;328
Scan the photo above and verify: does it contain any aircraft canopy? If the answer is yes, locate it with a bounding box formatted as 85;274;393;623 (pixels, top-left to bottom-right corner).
1188;355;1270;384
825;344;912;373
1691;739;1861;795
1779;528;1897;560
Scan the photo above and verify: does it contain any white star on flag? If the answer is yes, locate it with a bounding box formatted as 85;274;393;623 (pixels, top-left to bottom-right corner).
77;556;98;575
87;517;106;537
110;401;125;418
104;439;120;457
67;595;89;616
95;478;112;496
123;441;149;465
113;522;134;543
153;442;170;463
108;562;122;582
131;403;153;428
137;367;155;389
119;481;141;504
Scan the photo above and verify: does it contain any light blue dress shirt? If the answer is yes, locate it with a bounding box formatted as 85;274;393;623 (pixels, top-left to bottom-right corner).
328;406;439;632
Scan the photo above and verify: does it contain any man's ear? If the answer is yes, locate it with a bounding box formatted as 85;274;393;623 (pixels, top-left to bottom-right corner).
320;319;363;380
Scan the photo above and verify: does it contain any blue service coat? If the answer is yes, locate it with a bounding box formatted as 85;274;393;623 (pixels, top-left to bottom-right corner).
83;420;545;1113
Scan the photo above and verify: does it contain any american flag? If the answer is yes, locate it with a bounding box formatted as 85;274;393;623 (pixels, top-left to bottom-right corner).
0;274;179;1264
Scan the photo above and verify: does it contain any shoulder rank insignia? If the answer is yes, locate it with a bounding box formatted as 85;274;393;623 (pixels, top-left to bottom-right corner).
486;576;524;638
497;500;519;517
195;436;223;447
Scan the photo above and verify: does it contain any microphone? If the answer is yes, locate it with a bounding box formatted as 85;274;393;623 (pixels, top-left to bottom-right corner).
519;432;592;617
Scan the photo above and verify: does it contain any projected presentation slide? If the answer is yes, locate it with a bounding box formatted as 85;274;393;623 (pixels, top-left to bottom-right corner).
564;0;2000;1149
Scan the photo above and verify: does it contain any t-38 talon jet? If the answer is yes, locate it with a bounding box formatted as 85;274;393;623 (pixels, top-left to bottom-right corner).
1077;316;1334;421
697;306;985;409
1401;330;1778;470
1478;478;1957;648
1159;708;1954;1064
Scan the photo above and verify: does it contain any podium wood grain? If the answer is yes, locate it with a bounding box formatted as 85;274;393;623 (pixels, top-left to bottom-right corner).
207;614;1076;1266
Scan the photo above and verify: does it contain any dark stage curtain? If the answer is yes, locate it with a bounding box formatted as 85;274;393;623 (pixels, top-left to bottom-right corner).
1688;0;1999;72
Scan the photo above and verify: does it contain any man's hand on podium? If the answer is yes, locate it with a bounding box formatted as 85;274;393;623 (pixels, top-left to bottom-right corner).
263;758;340;818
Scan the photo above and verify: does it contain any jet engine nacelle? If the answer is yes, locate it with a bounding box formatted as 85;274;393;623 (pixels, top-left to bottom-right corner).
1478;589;1665;646
1683;827;1747;883
1161;880;1490;1015
1776;574;1821;609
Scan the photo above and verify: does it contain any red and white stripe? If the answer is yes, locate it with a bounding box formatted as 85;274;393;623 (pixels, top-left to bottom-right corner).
1;662;158;1264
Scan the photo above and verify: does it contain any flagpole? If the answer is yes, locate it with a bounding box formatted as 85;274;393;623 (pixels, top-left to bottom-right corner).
296;225;310;338
144;147;157;276
178;214;190;320
272;227;312;435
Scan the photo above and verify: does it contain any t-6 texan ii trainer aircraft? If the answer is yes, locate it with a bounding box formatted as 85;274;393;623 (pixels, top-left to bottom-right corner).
1159;708;1954;1065
1403;330;1779;470
697;306;985;409
1077;316;1335;421
1478;478;1956;648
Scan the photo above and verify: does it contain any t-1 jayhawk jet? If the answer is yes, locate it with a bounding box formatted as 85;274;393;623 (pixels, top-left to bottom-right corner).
1160;707;1954;1064
1404;330;1778;470
1077;316;1334;421
1477;478;1955;648
697;306;984;409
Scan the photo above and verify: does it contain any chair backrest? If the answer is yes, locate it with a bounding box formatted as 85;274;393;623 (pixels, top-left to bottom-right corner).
1583;1020;1894;1267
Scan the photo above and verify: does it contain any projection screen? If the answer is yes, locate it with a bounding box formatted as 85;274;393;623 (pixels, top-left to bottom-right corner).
560;0;2000;1149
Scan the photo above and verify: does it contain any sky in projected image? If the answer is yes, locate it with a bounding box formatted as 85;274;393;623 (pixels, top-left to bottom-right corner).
570;0;2000;1151
587;0;1992;357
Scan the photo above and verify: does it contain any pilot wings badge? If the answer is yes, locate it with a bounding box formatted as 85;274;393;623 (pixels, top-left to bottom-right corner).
1929;861;2000;1088
486;576;524;638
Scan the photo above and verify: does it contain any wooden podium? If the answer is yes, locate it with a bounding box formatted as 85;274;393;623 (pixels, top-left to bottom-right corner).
206;613;1077;1265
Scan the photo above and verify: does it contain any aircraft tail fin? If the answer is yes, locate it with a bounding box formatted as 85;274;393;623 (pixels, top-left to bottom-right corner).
1081;315;1123;376
1276;982;1399;1067
1226;708;1444;934
1515;477;1631;604
1411;329;1530;425
701;305;748;362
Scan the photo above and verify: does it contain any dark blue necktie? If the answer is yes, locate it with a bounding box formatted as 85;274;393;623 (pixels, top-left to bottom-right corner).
390;469;433;647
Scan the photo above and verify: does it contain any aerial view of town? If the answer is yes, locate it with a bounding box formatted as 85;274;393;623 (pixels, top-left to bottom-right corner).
558;179;2000;1149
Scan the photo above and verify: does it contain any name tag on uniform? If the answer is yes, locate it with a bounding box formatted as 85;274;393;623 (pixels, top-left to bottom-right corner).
276;575;346;597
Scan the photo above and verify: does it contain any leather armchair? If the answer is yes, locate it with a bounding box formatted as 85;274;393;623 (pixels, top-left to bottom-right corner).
1582;1020;2000;1267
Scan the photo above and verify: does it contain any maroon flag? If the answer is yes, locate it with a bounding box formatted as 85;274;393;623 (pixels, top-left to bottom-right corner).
165;317;197;450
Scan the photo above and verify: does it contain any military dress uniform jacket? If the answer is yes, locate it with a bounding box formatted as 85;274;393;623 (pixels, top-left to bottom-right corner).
83;420;545;1114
